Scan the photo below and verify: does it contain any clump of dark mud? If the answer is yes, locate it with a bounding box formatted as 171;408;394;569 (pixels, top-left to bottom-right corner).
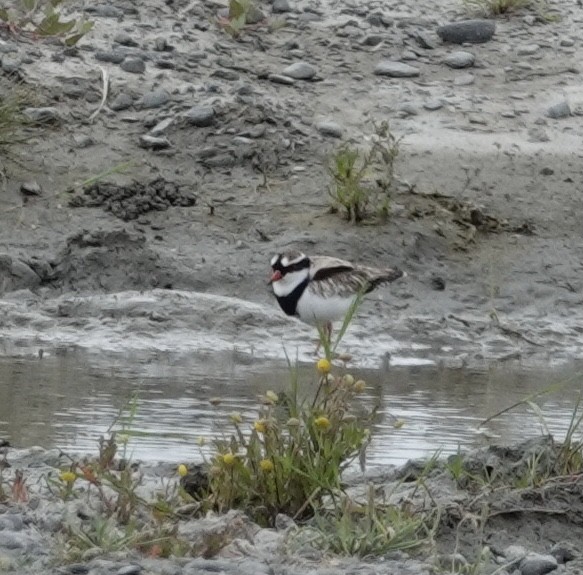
69;177;196;221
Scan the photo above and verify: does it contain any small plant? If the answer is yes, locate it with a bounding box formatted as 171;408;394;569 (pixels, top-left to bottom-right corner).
0;88;32;148
217;0;262;38
0;0;93;46
203;363;376;525
461;0;555;18
310;485;433;556
328;121;400;223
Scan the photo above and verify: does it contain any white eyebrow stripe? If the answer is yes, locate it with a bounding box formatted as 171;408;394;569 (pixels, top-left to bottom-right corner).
270;255;278;266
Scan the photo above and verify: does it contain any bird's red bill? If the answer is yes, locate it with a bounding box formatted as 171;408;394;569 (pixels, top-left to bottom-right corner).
270;270;283;283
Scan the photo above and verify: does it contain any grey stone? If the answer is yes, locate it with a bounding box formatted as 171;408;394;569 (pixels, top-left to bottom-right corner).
505;545;528;562
74;134;94;148
141;90;170;109
95;50;126;64
114;31;139;47
268;73;296;85
244;5;265;24
361;34;383;46
517;44;540;56
1;55;21;73
374;61;420;77
437;19;496;44
92;5;124;18
316;120;343;138
560;38;575;47
273;0;293;13
550;542;578;563
282;61;317;80
117;565;143;575
0;531;25;549
151;117;174;135
444;51;475;68
454;73;475;86
121;57;145;74
519;553;558;575
139;135;171;149
212;69;239;81
184;105;215;127
424;99;444;111
111;93;134;111
20;181;42;197
546;100;570;119
23;107;61;123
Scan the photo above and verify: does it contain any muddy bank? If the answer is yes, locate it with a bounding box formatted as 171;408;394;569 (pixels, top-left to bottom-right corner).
0;437;582;574
1;0;583;365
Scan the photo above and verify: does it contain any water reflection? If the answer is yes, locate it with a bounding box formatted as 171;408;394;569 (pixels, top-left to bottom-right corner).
0;351;581;466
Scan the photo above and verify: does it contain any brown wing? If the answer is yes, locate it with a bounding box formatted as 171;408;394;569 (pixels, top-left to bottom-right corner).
309;257;404;298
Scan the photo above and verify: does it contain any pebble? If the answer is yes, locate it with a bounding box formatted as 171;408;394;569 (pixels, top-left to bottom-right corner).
505;545;528;562
316;120;343;138
454;73;475;86
374;61;420;77
121;57;146;74
519;553;558;575
282;61;317;80
361;34;384;46
212;69;240;81
444;51;475;68
151;118;174;135
20;181;42;197
424;99;444;111
141;89;170;109
517;44;540;56
23;107;61;123
139;135;171;149
546;100;571;119
116;565;143;575
272;0;294;13
184;106;215;127
268;73;296;85
114;31;139;47
110;93;134;111
437;19;496;44
95;50;126;64
2;56;21;73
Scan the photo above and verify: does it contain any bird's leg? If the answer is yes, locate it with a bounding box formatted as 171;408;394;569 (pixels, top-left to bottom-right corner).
326;321;333;346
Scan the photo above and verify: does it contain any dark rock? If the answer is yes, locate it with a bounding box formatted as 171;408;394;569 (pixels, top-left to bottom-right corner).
111;93;134;111
316;121;343;138
546;100;571;119
139;135;171;150
20;181;42;197
273;0;294;13
114;31;139;47
437;19;496;44
121;57;146;74
184;106;215;127
95;50;126;64
141;90;170;109
519;553;558;575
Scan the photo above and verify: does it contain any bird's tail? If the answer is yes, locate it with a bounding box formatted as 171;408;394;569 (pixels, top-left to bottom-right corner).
367;267;406;291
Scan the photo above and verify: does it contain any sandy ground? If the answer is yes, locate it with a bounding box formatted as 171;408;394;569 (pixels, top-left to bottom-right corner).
1;0;583;367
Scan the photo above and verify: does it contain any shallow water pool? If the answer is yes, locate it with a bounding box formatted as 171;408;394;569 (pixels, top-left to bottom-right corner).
1;348;582;466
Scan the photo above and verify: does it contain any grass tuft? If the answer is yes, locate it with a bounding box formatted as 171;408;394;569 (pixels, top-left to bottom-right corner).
328;121;400;224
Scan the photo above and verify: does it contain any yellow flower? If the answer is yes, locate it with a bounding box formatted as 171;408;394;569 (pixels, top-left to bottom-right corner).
265;390;279;403
177;464;188;477
222;453;235;466
254;420;267;434
317;358;331;374
229;412;243;424
353;380;367;393
259;459;274;472
314;416;331;431
59;471;77;484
